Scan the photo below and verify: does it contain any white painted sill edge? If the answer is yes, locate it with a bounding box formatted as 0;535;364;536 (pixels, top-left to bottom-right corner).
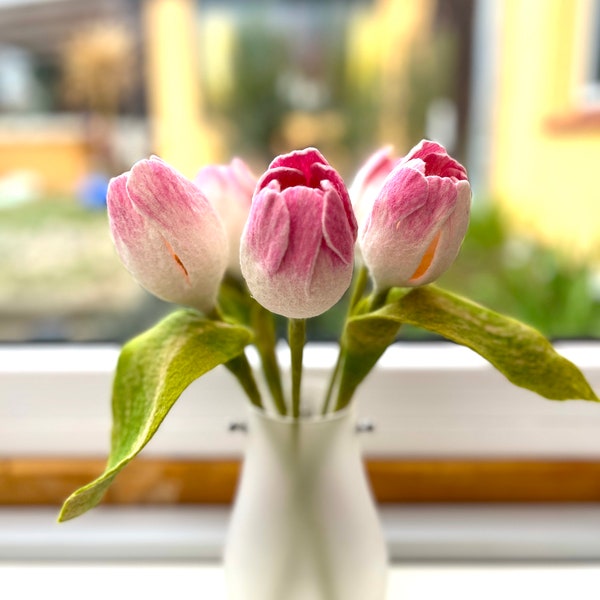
1;341;599;457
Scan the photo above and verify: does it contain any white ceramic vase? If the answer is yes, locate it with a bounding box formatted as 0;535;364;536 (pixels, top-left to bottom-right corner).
224;405;388;600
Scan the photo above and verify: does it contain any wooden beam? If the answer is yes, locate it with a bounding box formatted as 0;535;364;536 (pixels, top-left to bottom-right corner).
3;458;600;506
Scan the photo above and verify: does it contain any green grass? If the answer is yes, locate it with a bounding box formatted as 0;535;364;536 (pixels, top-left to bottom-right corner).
0;196;107;228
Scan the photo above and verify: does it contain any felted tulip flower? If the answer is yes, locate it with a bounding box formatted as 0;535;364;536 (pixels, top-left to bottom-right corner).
359;140;471;290
195;158;256;276
107;156;228;313
240;147;357;319
350;145;400;230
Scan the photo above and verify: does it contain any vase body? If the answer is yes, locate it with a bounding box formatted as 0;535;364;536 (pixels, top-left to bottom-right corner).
224;405;388;600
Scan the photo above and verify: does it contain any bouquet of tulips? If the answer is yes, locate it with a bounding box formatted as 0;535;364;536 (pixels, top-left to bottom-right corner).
59;141;597;522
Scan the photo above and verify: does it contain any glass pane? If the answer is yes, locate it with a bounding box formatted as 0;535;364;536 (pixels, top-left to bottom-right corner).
0;0;598;342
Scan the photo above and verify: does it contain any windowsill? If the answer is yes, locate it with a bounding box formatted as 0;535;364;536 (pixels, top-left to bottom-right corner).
2;505;600;600
3;504;600;562
2;342;600;505
2;560;599;600
2;341;600;458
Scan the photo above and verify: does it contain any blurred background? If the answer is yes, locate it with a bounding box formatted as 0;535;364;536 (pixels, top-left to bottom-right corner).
0;0;599;343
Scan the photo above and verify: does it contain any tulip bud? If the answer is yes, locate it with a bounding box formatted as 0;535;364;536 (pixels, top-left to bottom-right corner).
349;145;400;230
240;147;357;319
195;158;256;276
359;140;471;290
107;156;228;313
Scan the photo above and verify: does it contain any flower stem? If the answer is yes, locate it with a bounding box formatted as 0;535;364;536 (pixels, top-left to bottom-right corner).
349;265;370;312
225;353;263;409
252;302;287;415
209;305;263;409
321;265;370;415
288;318;306;418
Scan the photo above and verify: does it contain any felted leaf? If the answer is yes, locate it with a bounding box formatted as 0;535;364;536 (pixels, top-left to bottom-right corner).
338;285;598;409
58;309;252;521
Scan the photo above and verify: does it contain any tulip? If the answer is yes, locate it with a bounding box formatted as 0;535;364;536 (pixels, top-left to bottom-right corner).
349;145;400;230
107;156;228;313
359;140;471;290
195;158;256;276
240;147;357;319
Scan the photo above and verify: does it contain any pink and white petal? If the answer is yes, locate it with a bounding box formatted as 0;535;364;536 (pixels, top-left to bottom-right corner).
256;166;306;193
350;146;395;198
230;158;258;195
241;187;290;277
322;186;355;265
127;158;213;232
268;147;328;174
279;186;324;284
106;173;145;256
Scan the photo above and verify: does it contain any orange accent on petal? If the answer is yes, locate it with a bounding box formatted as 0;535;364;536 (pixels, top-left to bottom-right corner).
162;236;190;283
409;230;441;282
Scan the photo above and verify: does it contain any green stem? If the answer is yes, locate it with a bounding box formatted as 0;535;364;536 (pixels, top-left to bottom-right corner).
332;286;393;413
225;354;263;409
349;265;370;313
252;302;287;415
321;347;344;415
209;305;263;409
288;318;306;419
370;286;390;312
321;265;370;415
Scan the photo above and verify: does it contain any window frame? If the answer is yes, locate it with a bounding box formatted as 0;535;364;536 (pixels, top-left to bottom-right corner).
2;341;600;506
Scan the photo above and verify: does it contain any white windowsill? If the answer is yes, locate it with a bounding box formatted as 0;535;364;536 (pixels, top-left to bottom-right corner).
2;560;600;600
3;505;600;562
1;341;600;458
2;504;600;598
0;563;600;600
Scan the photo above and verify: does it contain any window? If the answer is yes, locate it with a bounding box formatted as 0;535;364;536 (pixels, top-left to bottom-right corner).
581;0;600;105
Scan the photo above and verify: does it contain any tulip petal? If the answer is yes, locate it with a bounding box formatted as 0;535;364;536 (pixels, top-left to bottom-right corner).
257;166;306;192
409;179;471;285
127;158;212;232
322;186;355;265
280;185;324;283
244;187;290;277
195;158;256;276
405;140;467;180
269;147;328;174
107;172;142;252
349;145;395;203
311;161;353;214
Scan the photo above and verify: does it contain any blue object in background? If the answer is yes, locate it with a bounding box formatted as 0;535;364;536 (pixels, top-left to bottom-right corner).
78;173;109;209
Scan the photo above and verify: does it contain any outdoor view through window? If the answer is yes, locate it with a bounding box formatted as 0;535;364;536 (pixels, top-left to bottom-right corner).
0;0;599;343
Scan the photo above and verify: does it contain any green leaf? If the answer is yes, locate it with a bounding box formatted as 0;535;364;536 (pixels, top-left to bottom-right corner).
59;309;252;521
339;285;598;408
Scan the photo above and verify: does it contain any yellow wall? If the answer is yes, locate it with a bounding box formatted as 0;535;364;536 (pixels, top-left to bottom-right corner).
491;0;600;261
143;0;222;177
0;137;89;195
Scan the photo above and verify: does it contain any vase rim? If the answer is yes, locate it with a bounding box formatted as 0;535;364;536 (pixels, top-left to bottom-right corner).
248;403;355;426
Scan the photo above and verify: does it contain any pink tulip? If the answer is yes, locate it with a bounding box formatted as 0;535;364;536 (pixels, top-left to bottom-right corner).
359;140;471;290
240;147;357;319
349;145;400;230
195;158;256;276
107;156;228;312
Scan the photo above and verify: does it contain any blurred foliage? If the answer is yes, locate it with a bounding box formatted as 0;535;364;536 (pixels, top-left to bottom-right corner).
216;18;289;159
0;198;170;342
436;203;600;340
202;3;379;165
311;202;600;342
2;198;598;342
